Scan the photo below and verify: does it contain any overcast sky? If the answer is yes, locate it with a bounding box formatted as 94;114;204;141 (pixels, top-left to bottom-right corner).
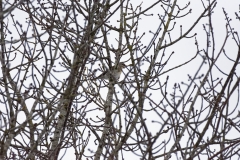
2;0;240;159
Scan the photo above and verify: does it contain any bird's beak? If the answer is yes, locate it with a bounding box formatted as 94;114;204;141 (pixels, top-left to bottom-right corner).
123;64;128;68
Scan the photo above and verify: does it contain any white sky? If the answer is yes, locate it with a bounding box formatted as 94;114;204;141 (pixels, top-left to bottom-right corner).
1;0;240;159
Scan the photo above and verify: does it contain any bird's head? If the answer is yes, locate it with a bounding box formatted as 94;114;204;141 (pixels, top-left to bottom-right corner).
118;62;127;70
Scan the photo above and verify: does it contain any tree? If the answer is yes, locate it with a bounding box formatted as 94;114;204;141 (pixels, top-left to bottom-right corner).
0;0;240;159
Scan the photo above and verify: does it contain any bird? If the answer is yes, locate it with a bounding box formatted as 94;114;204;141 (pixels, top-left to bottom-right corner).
95;62;126;81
